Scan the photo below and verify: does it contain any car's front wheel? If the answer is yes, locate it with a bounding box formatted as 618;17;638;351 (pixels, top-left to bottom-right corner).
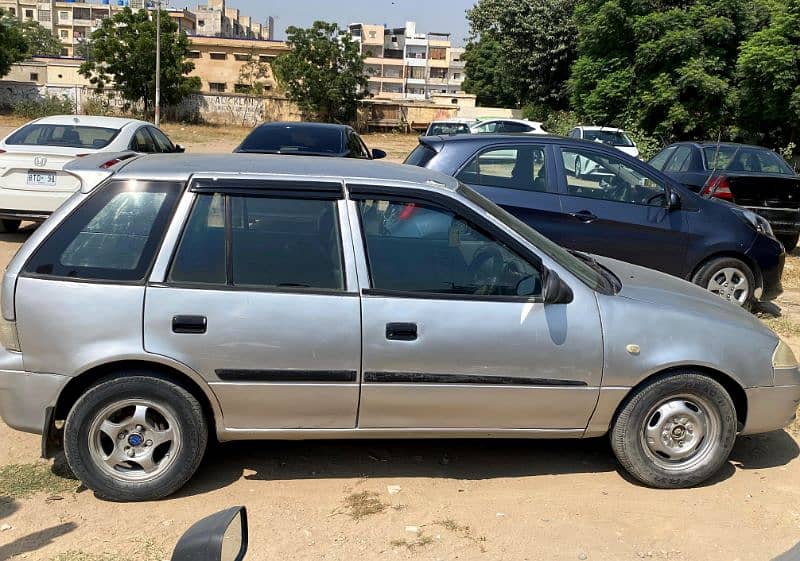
64;374;208;502
610;372;737;488
691;256;755;308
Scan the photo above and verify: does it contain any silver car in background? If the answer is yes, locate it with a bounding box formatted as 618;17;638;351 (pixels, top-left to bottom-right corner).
0;153;797;501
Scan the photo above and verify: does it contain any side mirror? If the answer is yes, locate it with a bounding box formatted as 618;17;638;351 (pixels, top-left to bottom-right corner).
171;507;248;561
174;144;186;153
668;190;681;210
542;269;573;305
372;148;387;160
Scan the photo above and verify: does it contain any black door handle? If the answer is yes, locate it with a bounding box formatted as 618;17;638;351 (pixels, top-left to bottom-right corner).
386;322;417;341
570;210;598;223
172;315;207;334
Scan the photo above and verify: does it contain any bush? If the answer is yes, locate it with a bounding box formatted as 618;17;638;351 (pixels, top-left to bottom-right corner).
82;95;114;116
13;95;75;119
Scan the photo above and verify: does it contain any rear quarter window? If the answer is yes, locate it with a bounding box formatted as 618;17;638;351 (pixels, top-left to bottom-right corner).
23;180;181;282
404;144;437;167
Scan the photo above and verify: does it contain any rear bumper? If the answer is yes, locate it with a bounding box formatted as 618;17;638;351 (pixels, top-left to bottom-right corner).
0;208;51;221
0;187;73;216
0;368;69;434
743;384;800;435
745;206;800;236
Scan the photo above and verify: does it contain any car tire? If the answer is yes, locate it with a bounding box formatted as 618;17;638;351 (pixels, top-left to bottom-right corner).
1;219;21;233
610;372;737;489
778;233;799;252
691;256;756;309
64;373;208;502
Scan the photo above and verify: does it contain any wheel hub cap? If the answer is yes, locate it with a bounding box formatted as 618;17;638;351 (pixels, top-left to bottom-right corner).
641;396;720;470
707;267;750;305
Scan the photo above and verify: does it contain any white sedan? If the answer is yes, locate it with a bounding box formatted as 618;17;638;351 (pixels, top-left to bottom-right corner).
0;115;183;232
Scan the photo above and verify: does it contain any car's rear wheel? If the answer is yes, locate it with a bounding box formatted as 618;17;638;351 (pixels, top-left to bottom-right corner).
64;374;208;502
778;233;799;252
610;372;737;488
691;256;755;308
1;219;21;233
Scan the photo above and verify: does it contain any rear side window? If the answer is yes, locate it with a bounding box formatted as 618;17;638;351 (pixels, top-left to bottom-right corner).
404;144;437;167
6;124;119;149
24;181;180;281
456;145;549;192
665;146;692;172
648;146;675;170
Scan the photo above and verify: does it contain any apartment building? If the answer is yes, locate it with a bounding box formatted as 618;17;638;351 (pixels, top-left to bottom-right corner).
349;21;465;101
0;0;273;58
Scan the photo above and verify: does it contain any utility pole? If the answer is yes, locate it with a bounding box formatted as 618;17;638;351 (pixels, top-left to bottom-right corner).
155;0;161;127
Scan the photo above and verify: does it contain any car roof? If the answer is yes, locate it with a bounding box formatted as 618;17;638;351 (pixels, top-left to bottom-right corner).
579;126;625;132
30;115;148;129
111;153;460;189
253;121;353;131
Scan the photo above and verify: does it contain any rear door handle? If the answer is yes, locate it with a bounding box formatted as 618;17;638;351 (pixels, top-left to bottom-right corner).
386;322;418;341
570;210;598;223
172;315;207;334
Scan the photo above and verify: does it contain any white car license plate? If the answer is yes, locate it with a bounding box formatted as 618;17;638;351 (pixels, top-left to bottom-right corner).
26;171;56;186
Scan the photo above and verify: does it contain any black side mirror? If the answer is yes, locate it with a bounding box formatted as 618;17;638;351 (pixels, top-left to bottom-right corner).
171;507;248;561
668;190;681;210
174;144;186;153
543;269;573;305
372;148;387;160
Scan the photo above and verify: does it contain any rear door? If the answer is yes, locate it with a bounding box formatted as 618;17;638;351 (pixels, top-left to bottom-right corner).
454;142;566;243
144;178;362;430
556;144;690;276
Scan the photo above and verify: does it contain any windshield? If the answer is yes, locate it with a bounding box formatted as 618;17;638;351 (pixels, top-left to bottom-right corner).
457;184;613;293
6;124;120;149
237;126;344;155
703;145;794;175
427;123;470;136
583;130;634;147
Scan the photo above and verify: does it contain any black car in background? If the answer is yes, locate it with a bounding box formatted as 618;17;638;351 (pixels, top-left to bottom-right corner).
649;142;800;250
405;134;785;308
234;122;386;159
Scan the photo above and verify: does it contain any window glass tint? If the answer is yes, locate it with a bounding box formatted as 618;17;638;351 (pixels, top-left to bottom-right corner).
561;148;667;206
648;147;675;170
427;123;470;136
703;146;738;170
665;146;692;172
237;125;344;155
130;128;157;152
6;124;118;149
404;144;437;167
149;127;174;153
582;130;634;147
499;122;530;133
24;181;180;281
358;199;541;297
168;193;226;284
724;147;794;175
456;145;548;192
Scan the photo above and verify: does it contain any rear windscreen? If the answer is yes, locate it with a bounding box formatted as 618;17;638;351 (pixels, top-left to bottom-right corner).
583;130;634;147
704;146;794;175
6;124;120;149
237;126;344;154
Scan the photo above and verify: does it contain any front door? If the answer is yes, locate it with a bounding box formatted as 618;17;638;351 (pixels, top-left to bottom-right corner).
556;145;690;276
144;183;361;430
348;189;604;431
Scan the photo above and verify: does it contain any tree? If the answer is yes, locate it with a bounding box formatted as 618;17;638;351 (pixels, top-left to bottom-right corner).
18;20;61;57
461;36;518;107
79;8;200;114
272;21;367;122
0;10;28;76
237;49;272;95
466;0;578;109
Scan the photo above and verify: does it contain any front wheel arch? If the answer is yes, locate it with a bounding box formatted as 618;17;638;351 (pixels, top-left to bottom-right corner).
688;251;762;293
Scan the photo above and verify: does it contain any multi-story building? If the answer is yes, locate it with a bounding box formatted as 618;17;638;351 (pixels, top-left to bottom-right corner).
0;0;273;57
349;21;465;101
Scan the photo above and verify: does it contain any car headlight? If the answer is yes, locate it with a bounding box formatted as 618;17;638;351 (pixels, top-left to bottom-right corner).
773;339;798;368
732;208;774;238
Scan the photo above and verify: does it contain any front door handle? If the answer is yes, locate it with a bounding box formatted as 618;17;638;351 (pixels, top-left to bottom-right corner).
386;322;417;341
172;315;207;334
570;210;598;223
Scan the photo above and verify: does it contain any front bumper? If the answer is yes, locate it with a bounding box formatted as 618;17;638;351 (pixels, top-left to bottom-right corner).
0;368;69;434
747;234;785;301
742;384;800;435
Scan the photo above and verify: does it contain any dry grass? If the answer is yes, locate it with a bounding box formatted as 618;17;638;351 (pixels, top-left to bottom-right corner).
0;462;77;499
435;518;488;552
390;534;435;550
341;491;387;520
783;252;800;290
50;540;165;561
761;315;800;337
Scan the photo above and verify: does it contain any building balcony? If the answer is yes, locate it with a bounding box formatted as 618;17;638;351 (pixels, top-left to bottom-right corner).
406;77;426;85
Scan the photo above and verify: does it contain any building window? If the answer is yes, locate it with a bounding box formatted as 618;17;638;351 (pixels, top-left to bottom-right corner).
59;11;69;21
209;52;227;60
451;98;458;105
453;72;461;79
39;10;51;22
209;82;226;93
8;8;14;16
429;47;447;60
233;53;250;62
187;51;201;59
198;19;205;26
30;73;39;81
368;30;376;39
25;9;34;18
59;29;69;39
61;48;69;56
258;54;274;63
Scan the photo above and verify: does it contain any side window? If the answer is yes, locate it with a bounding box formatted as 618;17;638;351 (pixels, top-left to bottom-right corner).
456;145;549;192
357;199;541;298
665;146;692;172
169;193;345;291
561;148;667;206
130;127;157;153
500;122;530;133
149;127;175;153
648;147;676;170
24;181;180;281
473;122;497;133
568;128;580;139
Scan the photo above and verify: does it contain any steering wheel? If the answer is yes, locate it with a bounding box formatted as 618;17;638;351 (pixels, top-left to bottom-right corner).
600;176;632;202
467;246;505;295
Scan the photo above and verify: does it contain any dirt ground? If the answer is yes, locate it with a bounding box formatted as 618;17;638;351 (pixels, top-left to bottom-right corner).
1;119;800;561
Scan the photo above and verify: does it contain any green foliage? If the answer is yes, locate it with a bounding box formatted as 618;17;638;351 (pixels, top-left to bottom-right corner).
272;21;367;122
462;36;519;108
0;10;28;76
466;0;578;109
79;8;200;114
17;19;62;56
13;95;75;119
237;49;272;95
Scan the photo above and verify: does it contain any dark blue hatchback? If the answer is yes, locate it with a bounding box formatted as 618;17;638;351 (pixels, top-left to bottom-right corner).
405;134;785;308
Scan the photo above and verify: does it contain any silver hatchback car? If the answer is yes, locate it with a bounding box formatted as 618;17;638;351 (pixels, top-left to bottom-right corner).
0;153;798;501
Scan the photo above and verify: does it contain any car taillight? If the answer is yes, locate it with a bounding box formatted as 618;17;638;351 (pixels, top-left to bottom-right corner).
0;317;20;352
702;175;733;201
99;158;122;169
